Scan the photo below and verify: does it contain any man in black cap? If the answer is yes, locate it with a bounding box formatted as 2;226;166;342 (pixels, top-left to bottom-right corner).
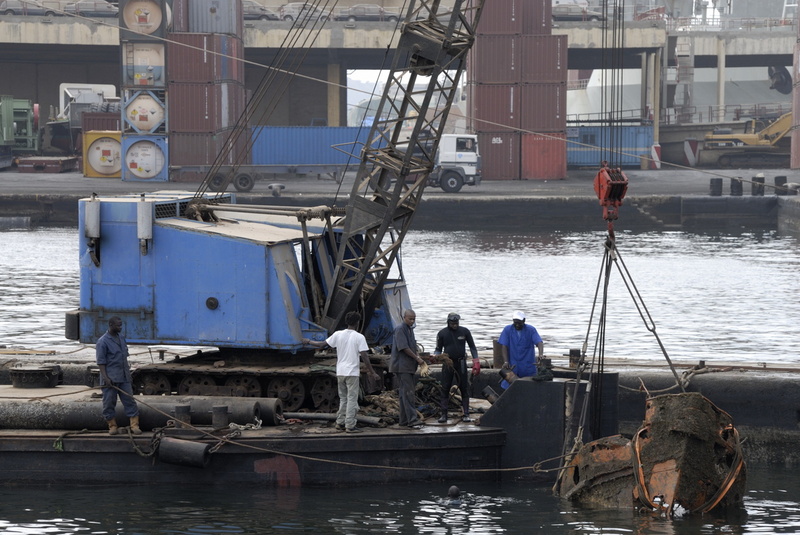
433;313;480;423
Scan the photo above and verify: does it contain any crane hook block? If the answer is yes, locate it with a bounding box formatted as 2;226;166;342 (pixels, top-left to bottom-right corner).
593;163;628;221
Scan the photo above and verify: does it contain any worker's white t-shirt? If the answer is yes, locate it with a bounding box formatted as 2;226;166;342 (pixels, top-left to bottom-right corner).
325;328;369;377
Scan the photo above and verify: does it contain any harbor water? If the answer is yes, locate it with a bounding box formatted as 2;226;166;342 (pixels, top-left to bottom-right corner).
0;226;799;533
3;227;799;365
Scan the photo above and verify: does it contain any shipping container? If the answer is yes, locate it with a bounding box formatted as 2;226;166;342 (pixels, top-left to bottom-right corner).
83;131;122;178
522;0;551;36
565;126;654;168
122;42;166;88
471;84;520;133
476;0;523;34
167;81;246;133
167;33;244;84
521;131;566;179
519;82;567;132
123;89;167;134
189;0;243;36
249;126;371;166
119;0;172;41
477;131;520;180
472;35;520;84
520;35;568;84
122;135;168;181
81;112;122;133
169;129;245;166
171;0;188;32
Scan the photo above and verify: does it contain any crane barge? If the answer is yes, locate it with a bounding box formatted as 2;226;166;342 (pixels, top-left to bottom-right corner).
65;0;486;412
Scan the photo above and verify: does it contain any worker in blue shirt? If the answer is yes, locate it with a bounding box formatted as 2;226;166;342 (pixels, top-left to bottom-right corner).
497;310;544;389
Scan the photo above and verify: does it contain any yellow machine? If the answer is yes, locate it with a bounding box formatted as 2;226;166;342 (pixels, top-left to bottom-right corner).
698;112;792;168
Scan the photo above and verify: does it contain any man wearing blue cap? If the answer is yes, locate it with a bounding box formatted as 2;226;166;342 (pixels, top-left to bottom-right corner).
498;311;544;389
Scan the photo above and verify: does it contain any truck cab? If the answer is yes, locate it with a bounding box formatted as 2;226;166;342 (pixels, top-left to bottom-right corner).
428;133;481;193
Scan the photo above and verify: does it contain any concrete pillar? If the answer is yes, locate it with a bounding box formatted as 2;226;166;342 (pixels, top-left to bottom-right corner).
716;38;726;122
653;48;661;144
327;62;342;127
640;53;648;121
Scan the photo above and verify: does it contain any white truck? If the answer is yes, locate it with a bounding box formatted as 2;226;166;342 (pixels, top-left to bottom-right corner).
428;133;481;193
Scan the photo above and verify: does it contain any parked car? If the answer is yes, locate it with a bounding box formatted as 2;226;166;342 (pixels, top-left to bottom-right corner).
279;2;330;22
551;4;605;21
335;4;401;22
0;0;70;16
243;0;279;20
63;0;118;16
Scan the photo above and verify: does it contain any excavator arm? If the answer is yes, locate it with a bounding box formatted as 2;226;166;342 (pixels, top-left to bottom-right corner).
320;0;486;334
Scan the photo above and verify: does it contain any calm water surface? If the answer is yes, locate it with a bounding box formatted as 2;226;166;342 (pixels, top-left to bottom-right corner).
0;227;799;533
2;228;799;366
0;468;798;534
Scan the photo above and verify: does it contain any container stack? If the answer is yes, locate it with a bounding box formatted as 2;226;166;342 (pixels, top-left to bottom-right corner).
118;0;171;181
470;0;567;179
166;0;248;183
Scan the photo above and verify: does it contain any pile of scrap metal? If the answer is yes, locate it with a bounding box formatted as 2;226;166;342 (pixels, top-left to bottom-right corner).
554;392;746;516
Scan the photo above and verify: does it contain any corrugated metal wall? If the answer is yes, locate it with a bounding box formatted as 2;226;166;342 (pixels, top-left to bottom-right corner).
566;126;654;168
249;127;371;166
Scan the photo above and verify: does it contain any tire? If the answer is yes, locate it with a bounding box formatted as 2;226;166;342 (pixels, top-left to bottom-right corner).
589;16;599;21
4;10;16;15
209;174;226;192
258;15;268;20
45;11;55;16
233;173;255;192
348;15;356;21
718;155;732;168
283;15;293;21
440;171;464;193
387;16;397;22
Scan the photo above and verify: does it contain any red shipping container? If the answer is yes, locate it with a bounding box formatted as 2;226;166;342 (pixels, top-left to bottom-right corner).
520;35;568;83
168;81;246;133
472;35;521;84
477;132;520;180
171;0;189;32
169;128;249;166
521;132;567;180
476;0;523;35
167;33;244;84
522;0;552;36
82;112;121;133
519;82;567;133
472;84;520;132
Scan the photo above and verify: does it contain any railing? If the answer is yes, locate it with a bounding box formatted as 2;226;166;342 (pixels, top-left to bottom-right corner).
666;16;797;32
567;102;792;126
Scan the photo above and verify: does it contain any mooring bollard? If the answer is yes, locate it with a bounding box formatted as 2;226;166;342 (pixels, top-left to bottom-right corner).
730;177;743;196
775;175;788;196
211;405;230;429
751;174;765;196
174;404;192;428
709;178;723;196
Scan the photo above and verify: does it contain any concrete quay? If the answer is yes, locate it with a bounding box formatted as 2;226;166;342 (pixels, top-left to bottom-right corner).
1;166;799;232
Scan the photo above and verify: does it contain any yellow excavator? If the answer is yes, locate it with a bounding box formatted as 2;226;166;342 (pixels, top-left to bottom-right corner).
697;111;792;168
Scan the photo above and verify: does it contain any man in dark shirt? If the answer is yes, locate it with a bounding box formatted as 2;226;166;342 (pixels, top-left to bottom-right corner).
389;309;428;428
96;316;141;435
434;313;479;423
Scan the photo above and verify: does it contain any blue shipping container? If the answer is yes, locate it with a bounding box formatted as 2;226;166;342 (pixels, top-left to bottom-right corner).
250;126;375;166
566;126;654;168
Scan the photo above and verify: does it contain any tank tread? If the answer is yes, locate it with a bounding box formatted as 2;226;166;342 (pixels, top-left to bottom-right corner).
132;364;339;413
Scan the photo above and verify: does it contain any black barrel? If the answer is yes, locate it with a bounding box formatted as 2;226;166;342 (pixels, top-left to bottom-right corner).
158;437;211;468
775;175;788;196
751;174;765;196
709;178;723;196
730;177;743;196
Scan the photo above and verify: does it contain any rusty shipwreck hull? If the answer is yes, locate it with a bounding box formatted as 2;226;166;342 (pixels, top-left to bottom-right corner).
556;392;746;515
